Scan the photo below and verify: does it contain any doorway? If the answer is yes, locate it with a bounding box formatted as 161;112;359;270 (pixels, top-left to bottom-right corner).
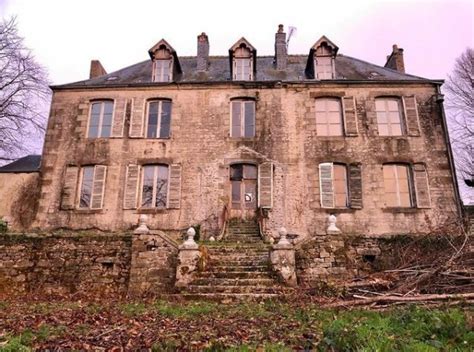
230;163;257;219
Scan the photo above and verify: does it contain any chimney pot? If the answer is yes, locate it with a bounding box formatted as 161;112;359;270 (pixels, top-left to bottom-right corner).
197;32;209;71
89;60;107;79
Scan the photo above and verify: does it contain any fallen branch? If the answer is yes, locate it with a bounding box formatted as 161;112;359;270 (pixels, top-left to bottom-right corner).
325;292;474;308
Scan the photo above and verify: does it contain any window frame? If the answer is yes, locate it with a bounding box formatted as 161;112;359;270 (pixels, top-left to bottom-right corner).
315;97;344;136
314;56;334;79
87;100;115;138
145;99;172;139
139;164;170;209
382;163;414;208
153;59;173;82
230;99;256;138
375;97;405;136
77;165;106;210
319;162;350;209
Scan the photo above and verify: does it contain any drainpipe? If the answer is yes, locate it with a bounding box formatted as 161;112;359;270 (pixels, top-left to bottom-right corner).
435;84;463;219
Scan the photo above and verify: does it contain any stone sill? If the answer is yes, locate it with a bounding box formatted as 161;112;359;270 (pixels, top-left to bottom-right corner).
382;207;419;213
323;208;358;214
73;209;104;214
137;208;170;214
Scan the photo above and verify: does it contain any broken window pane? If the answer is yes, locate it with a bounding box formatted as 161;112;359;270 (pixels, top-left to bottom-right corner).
230;164;243;180
243;164;257;179
155;165;168;208
141;166;154;208
79;166;94;208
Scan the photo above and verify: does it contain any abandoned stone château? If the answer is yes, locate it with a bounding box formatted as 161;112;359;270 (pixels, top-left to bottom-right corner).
0;25;461;296
33;25;458;239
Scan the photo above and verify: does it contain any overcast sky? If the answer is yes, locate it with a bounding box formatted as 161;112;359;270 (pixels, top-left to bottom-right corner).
1;0;472;85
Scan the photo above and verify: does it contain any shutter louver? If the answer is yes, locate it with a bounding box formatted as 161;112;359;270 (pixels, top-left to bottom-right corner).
413;163;431;208
111;98;126;137
168;164;182;209
129;98;145;138
343;96;358;136
61;166;79;210
124;165;140;209
90;165;107;209
403;96;421;136
258;162;273;208
349;163;363;209
319;163;334;208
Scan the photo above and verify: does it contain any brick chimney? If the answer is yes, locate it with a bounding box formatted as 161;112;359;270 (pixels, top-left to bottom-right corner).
274;24;287;70
89;60;107;79
197;32;209;71
384;44;405;73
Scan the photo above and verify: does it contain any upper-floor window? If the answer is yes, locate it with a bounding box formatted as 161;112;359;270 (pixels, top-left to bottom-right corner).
78;165;107;209
88;101;114;138
315;56;333;79
315;98;343;136
154;59;172;82
231;99;255;138
232;45;253;81
146;100;172;138
376;98;404;136
141;164;169;208
383;164;412;207
319;163;348;208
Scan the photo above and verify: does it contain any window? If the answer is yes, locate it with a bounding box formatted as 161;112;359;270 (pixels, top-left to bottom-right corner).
78;165;107;209
383;164;412;207
319;163;348;208
154;59;172;82
141;165;169;208
88;101;114;138
233;47;252;80
230;164;257;210
315;98;343;136
376;98;404;136
146;100;172;138
315;56;333;79
231;100;255;138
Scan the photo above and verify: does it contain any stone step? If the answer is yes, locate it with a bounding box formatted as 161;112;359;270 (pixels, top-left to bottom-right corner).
210;259;269;267
224;237;262;243
210;253;269;261
208;247;268;253
204;244;270;251
185;285;283;294
177;293;280;301
197;271;273;279
208;265;269;272
191;278;275;286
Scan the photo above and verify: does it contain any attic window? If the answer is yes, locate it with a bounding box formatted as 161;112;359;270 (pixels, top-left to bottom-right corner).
233;46;253;81
152;47;173;82
309;37;339;80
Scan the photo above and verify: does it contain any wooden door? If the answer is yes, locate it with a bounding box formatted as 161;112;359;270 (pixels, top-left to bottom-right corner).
230;164;257;219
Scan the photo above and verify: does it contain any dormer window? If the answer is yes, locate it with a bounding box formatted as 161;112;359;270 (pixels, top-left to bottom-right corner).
306;36;338;80
148;39;181;83
229;38;256;81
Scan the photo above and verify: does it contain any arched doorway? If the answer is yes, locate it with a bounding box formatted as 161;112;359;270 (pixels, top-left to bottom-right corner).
230;163;257;219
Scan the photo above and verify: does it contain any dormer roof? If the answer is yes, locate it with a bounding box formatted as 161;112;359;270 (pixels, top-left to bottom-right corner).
229;37;257;54
311;35;339;55
147;38;182;76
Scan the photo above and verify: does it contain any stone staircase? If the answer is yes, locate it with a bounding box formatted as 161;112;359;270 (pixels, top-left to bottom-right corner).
182;220;287;299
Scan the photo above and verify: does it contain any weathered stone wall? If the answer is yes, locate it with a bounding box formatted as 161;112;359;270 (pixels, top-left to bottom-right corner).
35;83;458;240
0;173;40;231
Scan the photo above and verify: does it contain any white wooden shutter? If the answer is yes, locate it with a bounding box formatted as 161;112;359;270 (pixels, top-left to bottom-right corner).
403;96;421;136
413;163;431;208
258;162;273;208
61;166;79;210
90;165;107;209
168;164;182;209
319;163;334;208
123;165;140;209
111;98;126;137
129;98;145;138
342;96;358;136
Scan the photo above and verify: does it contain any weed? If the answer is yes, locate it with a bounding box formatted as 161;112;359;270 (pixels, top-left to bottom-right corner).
119;302;147;317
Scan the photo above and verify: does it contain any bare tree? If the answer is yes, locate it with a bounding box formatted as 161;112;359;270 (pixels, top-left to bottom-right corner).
0;17;50;162
444;48;474;188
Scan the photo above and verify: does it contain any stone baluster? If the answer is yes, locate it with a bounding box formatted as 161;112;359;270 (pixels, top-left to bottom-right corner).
270;227;297;286
175;227;202;287
326;214;341;234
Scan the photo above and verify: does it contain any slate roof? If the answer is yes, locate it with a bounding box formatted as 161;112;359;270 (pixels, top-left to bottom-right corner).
53;53;436;89
0;155;41;173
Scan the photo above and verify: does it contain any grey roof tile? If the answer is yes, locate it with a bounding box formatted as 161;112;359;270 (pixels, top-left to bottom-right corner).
53;53;431;89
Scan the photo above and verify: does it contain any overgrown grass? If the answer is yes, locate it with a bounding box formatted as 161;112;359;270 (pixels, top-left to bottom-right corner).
153;300;219;318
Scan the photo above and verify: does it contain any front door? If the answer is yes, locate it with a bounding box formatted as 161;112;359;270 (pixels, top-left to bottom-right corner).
230;164;257;219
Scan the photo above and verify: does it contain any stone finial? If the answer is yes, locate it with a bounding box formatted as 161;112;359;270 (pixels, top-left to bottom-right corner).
278;227;290;245
134;214;150;234
89;60;107;79
180;227;198;249
327;214;341;234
